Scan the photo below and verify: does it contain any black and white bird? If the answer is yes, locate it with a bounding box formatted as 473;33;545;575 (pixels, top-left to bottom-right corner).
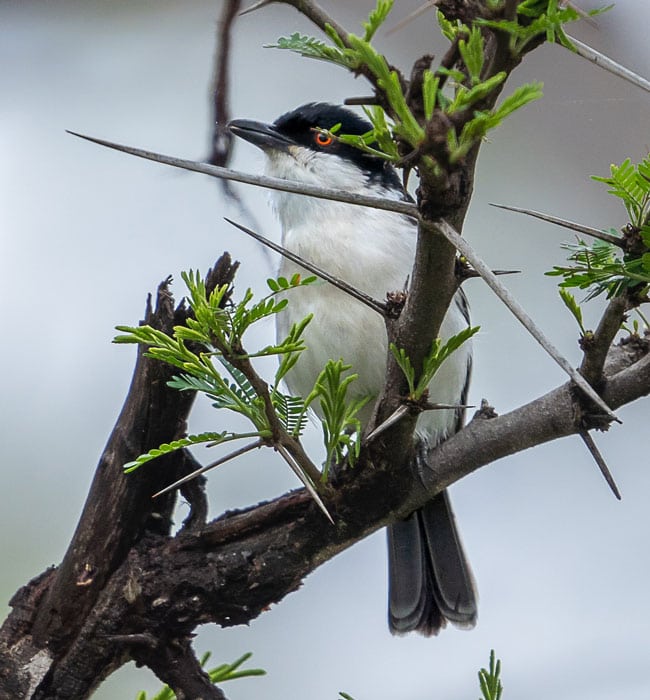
229;103;477;635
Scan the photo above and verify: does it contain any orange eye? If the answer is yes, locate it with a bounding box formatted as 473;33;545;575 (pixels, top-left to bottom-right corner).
314;131;333;147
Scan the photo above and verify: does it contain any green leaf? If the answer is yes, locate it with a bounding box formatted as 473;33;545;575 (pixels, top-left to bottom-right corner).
389;343;416;395
363;0;394;42
416;326;479;397
274;314;312;385
558;288;586;335
266;32;356;70
392;326;479;401
422;70;439;121
457;25;485;84
436;9;467;41
304;359;370;477
593;155;650;226
478;650;503;700
123;432;234;473
548;235;649;300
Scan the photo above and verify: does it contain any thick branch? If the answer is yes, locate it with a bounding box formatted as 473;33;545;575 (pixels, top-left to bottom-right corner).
71;339;650;644
15;256;239;697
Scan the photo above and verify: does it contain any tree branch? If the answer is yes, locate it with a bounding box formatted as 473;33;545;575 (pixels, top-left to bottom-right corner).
208;0;241;169
132;637;228;700
7;256;240;697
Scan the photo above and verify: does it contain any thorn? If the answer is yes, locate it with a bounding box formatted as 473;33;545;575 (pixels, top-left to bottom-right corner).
239;0;273;16
276;444;334;523
365;405;410;443
384;1;434;37
65;130;420;218
565;34;650;95
224;218;386;315
490;203;623;247
560;0;599;28
152;440;263;498
579;430;622;500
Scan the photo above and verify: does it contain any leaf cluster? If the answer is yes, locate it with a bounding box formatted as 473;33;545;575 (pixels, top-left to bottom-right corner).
548;238;650;300
592;156;650;231
477;0;612;55
303;360;370;479
115;272;314;448
548;155;650;300
116;270;369;486
390;326;479;401
267;1;545;169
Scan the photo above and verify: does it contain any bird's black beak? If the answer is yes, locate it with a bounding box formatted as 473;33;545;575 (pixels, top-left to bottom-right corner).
228;119;294;152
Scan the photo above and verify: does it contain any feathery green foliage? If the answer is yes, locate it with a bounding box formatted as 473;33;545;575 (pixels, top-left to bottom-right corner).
592;156;650;230
548;155;650;299
477;1;612;54
116;270;368;488
115;272;316;440
390;326;479;401
304;360;370;478
267;0;549;169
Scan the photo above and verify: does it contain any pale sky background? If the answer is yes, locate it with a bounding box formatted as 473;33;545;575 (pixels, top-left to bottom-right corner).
2;1;650;699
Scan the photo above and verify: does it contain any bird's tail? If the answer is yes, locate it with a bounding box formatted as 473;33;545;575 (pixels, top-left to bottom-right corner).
387;488;478;635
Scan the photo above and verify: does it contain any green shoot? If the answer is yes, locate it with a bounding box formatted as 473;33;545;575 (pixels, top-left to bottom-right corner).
477;2;612;55
592;155;650;231
390;326;479;401
304;360;371;478
547;238;650;299
268;0;552;167
558;288;587;336
548;155;650;299
115;271;316;478
478;650;503;700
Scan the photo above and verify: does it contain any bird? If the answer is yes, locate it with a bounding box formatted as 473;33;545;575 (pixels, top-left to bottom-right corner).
228;102;477;635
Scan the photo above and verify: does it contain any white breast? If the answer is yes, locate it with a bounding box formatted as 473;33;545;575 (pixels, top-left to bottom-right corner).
269;150;472;445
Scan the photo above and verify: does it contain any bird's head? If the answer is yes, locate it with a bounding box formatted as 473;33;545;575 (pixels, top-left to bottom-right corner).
228;102;403;194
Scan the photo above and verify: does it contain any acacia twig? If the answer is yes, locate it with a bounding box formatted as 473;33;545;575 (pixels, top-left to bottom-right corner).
69;132;620;422
490;203;624;247
276;443;333;524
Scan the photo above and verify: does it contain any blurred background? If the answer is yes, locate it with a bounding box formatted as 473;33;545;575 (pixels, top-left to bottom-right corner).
2;1;649;698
